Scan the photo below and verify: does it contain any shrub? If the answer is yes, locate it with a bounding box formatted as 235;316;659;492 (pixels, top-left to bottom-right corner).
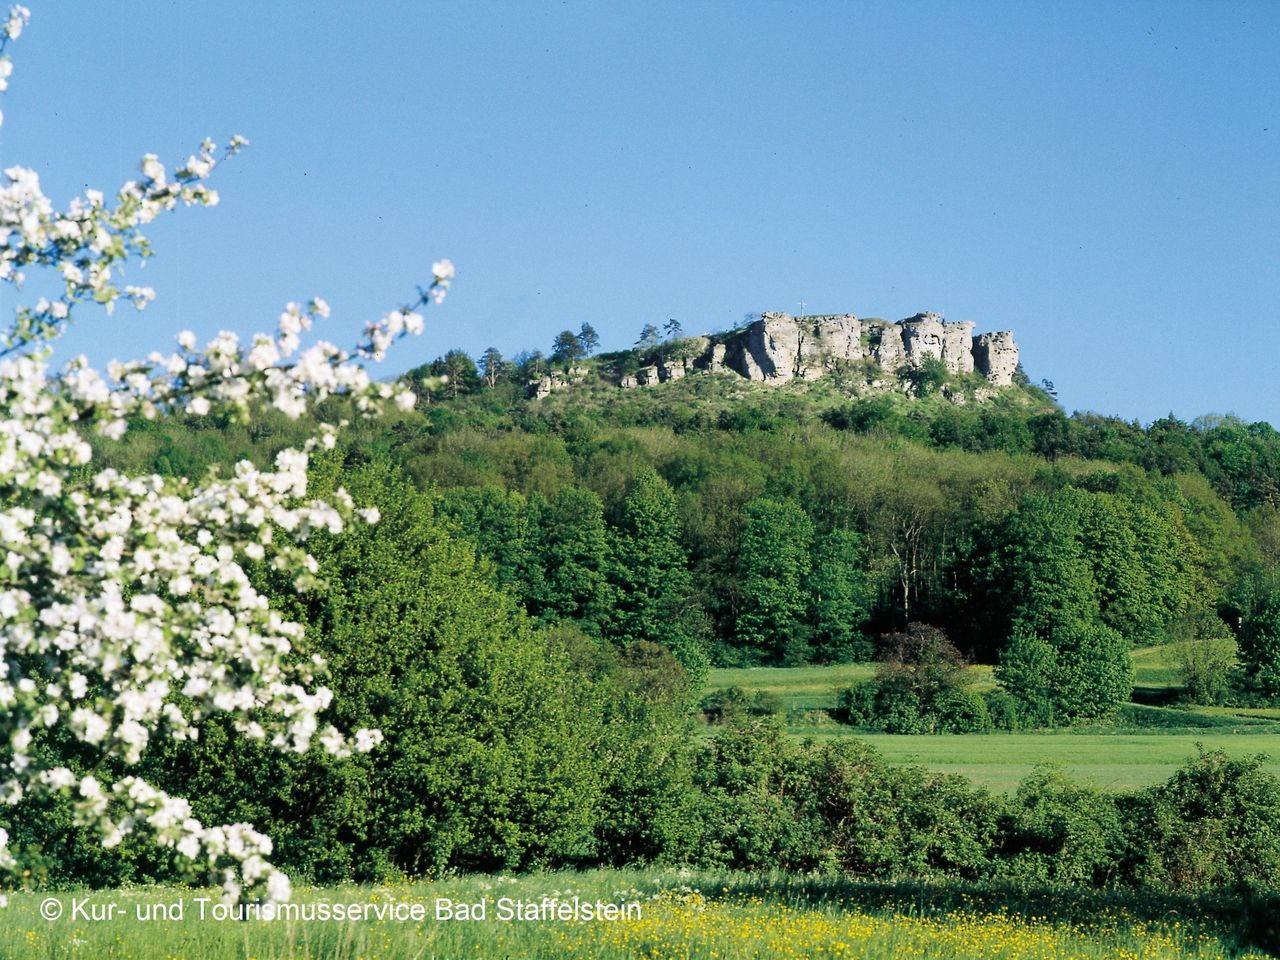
1240;592;1280;700
998;765;1124;887
838;624;988;733
1120;749;1280;892
593;641;701;866
837;681;878;726
701;687;784;724
935;688;993;733
1175;637;1239;705
982;688;1024;730
687;717;820;870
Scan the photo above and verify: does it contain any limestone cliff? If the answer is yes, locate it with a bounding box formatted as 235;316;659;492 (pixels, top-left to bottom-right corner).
623;312;1019;390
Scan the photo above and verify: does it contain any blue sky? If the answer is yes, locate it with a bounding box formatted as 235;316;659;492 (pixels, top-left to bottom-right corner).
3;1;1278;424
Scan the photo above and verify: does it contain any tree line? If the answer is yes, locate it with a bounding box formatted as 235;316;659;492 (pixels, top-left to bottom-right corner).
91;349;1280;726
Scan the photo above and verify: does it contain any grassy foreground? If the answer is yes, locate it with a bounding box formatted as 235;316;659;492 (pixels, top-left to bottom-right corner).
0;869;1274;960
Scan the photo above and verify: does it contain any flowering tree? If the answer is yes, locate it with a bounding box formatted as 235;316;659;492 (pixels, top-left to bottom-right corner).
0;6;452;903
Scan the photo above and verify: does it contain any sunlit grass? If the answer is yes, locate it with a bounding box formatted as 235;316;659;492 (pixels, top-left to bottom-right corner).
0;869;1269;959
706;648;1280;793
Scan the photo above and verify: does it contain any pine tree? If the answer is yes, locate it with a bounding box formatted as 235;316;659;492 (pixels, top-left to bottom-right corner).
479;347;506;388
551;330;584;366
576;322;600;356
636;323;661;350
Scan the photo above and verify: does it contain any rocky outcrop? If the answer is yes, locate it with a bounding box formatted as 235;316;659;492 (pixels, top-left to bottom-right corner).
685;311;1018;387
972;330;1019;385
530;365;590;399
536;311;1021;397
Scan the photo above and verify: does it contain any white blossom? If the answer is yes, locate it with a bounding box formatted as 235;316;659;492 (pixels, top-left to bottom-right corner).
0;9;451;905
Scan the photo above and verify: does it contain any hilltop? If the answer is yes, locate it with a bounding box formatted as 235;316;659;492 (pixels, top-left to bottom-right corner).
517;309;1027;409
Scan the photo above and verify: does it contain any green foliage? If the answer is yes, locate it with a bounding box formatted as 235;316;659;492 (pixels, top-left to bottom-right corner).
700;686;784;724
807;529;873;662
686;717;816;869
999;619;1132;725
480;346;506;387
981;688;1024;730
1240;592;1280;699
415;349;482;399
609;469;708;684
577;322;601;356
957;489;1139;722
566;636;700;866
998;765;1124;887
841;624;992;733
436;484;534;597
551;329;585;366
901;355;950;397
88;346;1280;729
288;458;608;874
1171;611;1238;705
688;722;1002;879
40;308;1280;900
1122;749;1280;892
735;498;814;664
525;485;613;634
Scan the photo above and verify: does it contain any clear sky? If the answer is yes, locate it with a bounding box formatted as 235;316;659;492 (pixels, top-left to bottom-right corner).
3;1;1277;424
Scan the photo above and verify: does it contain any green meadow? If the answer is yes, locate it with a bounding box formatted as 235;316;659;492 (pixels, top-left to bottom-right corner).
1;869;1275;960
706;644;1280;793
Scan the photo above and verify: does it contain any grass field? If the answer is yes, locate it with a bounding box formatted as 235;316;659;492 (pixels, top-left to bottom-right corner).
791;729;1280;792
705;644;1280;793
1;869;1273;959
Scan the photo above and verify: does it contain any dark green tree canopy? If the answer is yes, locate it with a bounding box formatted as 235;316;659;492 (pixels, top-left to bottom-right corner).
609;469;708;683
735;497;814;665
550;329;584;366
576;322;601;356
480;346;506;387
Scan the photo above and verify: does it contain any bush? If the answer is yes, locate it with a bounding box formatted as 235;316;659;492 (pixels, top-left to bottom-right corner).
982;688;1024;730
838;624;988;733
687;717;821;870
998;766;1124;887
1121;749;1280;892
901;355;950;397
701;686;784;724
837;682;878;726
593;641;701;866
1175;637;1239;705
934;688;993;733
688;724;1004;879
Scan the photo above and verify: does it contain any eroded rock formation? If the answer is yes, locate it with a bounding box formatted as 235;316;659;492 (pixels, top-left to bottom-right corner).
634;311;1018;388
531;312;1020;398
530;365;590;399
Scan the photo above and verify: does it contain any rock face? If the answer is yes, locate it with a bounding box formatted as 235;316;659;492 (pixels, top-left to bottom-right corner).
532;311;1021;397
972;331;1019;386
530;365;590;399
625;311;1018;388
